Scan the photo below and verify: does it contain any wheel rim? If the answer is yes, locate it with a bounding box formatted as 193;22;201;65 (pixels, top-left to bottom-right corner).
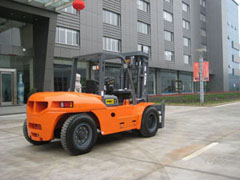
147;113;158;132
73;123;92;149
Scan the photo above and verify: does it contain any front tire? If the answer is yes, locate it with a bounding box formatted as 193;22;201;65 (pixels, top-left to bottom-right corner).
140;107;159;137
61;114;98;155
23;120;50;145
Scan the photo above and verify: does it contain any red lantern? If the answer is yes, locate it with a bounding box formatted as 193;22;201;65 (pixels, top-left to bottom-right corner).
72;0;85;11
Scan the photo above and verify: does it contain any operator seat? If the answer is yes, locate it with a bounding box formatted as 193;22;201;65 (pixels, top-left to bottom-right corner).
86;80;99;94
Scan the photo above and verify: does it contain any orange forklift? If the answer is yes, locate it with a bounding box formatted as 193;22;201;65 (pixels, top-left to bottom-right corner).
23;52;165;155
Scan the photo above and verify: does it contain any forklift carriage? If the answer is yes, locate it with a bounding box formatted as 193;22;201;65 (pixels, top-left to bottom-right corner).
23;52;165;155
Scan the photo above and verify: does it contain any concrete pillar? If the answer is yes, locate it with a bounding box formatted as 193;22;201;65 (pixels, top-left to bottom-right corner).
156;69;162;95
33;15;57;92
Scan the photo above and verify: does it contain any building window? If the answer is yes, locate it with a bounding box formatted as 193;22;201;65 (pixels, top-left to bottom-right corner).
202;44;207;50
200;0;206;7
200;13;206;22
54;61;88;92
103;10;120;26
137;21;150;34
103;37;120;52
165;51;174;61
183;37;190;47
56;27;79;46
201;28;207;37
164;31;174;42
137;0;150;13
163;11;173;23
182;2;189;12
160;70;177;93
184;55;191;64
63;6;77;14
138;44;151;55
183;19;190;30
148;69;156;94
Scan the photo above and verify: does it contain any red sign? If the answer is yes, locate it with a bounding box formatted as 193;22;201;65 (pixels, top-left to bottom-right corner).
193;62;209;82
203;61;209;81
193;62;200;82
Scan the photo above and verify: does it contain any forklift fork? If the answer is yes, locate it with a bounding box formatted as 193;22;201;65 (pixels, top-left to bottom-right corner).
151;100;165;128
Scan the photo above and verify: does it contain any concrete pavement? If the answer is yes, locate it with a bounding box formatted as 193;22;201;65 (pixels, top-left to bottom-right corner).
0;103;240;179
0;105;26;116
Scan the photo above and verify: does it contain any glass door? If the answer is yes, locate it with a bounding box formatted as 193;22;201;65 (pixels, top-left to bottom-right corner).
0;69;16;106
2;73;12;105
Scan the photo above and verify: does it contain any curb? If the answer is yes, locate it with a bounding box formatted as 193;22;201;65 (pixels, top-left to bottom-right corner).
0;112;26;116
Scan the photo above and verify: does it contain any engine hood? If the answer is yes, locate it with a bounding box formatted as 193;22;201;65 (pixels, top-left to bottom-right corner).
28;92;106;111
29;92;101;101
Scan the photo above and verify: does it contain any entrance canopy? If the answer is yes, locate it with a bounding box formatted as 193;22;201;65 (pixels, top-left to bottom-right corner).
13;0;74;11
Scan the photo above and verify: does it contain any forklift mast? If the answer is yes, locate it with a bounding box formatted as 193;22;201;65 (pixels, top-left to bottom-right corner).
122;52;149;102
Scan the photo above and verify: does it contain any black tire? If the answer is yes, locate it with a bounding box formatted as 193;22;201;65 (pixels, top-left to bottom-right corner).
23;120;50;145
140;107;159;137
60;114;98;155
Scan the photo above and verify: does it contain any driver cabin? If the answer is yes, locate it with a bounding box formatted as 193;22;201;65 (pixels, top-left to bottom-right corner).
70;52;149;107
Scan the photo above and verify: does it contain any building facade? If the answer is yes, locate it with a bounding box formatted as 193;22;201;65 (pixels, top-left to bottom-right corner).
54;0;203;95
207;0;240;92
0;0;240;105
226;0;240;91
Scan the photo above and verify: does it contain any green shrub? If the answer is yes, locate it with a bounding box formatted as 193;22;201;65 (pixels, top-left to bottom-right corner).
149;92;240;105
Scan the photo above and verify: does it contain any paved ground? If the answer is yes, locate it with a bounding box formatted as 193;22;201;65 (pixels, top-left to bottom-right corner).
0;102;240;180
0;105;26;116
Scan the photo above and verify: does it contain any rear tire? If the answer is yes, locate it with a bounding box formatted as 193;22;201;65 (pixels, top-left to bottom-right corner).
23;120;50;145
61;114;98;155
140;107;159;137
